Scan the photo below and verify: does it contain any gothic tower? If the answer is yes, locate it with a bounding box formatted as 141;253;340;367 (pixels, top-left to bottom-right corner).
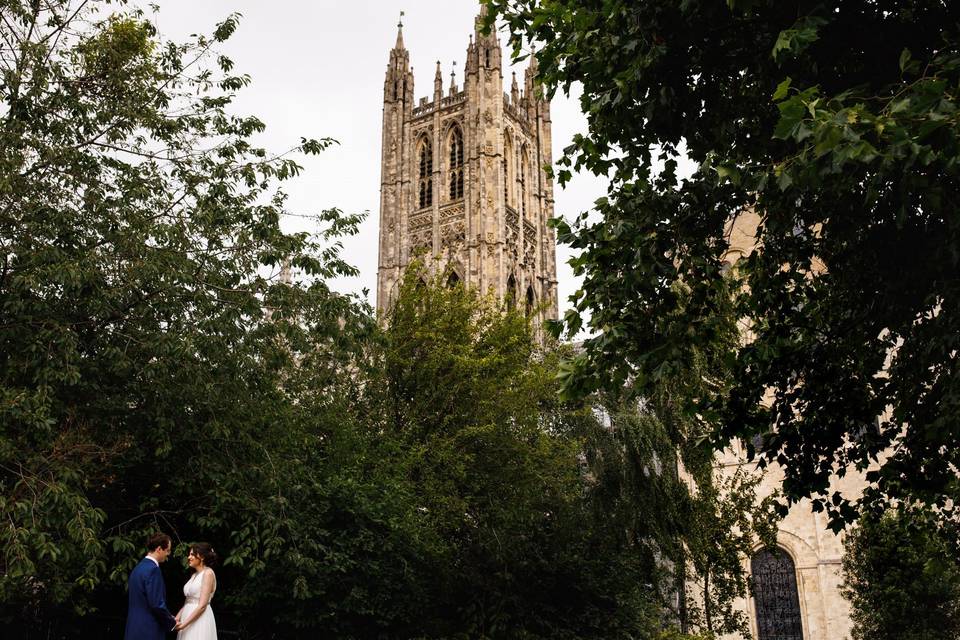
376;7;559;324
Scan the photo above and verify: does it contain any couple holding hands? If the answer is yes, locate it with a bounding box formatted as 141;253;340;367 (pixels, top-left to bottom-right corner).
124;533;219;640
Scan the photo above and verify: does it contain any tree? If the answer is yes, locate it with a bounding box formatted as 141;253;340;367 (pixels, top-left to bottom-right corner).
0;0;367;633
842;505;960;640
0;1;781;636
360;269;667;639
683;468;776;638
570;278;778;639
487;0;960;529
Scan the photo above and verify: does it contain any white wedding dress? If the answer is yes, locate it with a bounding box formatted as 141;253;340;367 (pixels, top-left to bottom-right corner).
177;568;217;640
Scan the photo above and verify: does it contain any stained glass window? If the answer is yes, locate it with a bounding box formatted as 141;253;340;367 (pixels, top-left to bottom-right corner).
751;548;804;640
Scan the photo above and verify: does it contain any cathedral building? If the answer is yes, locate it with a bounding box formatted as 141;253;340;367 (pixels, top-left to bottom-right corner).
713;213;859;640
375;8;859;640
376;8;559;324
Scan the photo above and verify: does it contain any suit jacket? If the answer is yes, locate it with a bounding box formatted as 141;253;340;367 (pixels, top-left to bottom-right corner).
124;557;176;640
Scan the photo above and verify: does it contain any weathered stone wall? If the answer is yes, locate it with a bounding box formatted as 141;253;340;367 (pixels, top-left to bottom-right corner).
717;211;859;640
716;443;859;640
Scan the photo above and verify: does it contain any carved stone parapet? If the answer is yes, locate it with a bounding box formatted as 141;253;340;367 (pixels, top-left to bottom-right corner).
440;203;465;221
408;210;432;232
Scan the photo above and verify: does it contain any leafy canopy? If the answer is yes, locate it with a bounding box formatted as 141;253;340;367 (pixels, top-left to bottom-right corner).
487;0;960;530
842;506;960;640
1;1;781;636
0;0;365;629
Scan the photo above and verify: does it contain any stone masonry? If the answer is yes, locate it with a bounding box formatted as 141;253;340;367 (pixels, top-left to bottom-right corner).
375;7;559;325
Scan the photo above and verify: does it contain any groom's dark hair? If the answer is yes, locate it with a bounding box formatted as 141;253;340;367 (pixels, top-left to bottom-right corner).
146;532;171;552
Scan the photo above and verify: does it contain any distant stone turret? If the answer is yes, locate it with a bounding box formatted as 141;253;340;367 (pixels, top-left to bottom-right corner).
376;6;559;326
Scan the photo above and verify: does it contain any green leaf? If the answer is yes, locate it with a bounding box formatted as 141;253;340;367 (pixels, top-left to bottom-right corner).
772;16;828;62
773;76;792;101
899;48;912;72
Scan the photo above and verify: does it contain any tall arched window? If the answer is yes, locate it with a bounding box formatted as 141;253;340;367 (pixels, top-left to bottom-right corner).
525;286;535;317
447;271;460;288
751;548;804;640
503;131;513;206
448;125;464;200
505;274;518;311
519;145;529;218
417;137;433;209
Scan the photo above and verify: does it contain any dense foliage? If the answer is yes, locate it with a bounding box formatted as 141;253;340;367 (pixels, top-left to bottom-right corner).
487;0;960;530
1;0;366;634
1;1;777;637
360;272;660;639
842;506;960;640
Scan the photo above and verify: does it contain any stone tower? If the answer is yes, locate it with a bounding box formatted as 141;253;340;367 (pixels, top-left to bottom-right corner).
376;7;559;324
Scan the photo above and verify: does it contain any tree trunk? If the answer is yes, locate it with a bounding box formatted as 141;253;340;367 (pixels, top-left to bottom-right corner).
704;568;713;633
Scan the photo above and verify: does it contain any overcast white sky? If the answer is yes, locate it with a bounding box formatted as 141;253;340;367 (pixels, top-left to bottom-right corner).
146;0;608;311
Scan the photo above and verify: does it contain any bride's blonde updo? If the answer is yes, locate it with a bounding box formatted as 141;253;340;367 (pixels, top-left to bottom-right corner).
189;542;218;568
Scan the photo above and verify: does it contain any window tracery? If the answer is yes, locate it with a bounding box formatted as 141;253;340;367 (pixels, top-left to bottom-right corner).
417;137;433;209
503;131;513;206
751;548;804;640
520;145;528;218
448;125;464;200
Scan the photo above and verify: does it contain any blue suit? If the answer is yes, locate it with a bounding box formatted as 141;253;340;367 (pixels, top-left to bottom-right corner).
124;557;176;640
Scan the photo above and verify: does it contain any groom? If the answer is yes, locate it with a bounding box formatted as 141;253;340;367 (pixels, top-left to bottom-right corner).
124;533;180;639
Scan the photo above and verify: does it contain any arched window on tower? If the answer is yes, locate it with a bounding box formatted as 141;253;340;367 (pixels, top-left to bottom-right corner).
751;548;804;640
525;286;535;317
448;125;464;200
417;137;433;209
447;270;460;289
505;274;518;311
503;131;514;206
520;145;529;218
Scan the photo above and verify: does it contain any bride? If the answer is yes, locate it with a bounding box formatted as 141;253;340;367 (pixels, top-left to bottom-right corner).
175;543;218;640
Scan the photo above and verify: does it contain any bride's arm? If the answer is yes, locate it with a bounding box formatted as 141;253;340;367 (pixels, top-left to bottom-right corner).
179;570;216;629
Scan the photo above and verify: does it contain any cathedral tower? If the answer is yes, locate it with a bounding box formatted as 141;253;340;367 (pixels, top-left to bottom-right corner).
376;8;559;324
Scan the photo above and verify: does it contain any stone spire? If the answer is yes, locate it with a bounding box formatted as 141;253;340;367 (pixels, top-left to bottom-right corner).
394;11;405;50
434;60;443;100
472;3;501;69
384;11;412;104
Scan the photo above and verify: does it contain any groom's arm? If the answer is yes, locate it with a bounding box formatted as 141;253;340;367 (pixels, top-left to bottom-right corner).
144;567;177;631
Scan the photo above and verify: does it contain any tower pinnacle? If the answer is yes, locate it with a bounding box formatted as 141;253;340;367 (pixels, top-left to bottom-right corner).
394;10;405;50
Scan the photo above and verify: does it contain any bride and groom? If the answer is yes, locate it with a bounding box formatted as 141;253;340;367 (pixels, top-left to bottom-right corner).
124;533;219;640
